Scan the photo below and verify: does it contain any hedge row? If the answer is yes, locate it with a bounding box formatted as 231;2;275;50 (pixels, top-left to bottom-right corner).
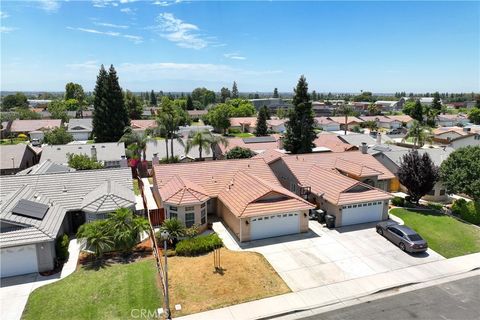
452;199;480;225
175;233;223;256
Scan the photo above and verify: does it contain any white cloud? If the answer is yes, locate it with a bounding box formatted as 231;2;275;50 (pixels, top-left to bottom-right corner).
38;0;60;13
120;0;138;3
92;0;119;8
0;26;16;33
120;7;135;14
0;11;9;19
67;26;143;43
66;60;100;71
153;0;183;7
224;53;246;60
152;13;208;49
93;22;129;29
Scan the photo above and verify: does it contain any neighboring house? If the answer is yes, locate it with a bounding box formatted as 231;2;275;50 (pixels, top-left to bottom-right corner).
385;115;414;128
267;151;394;227
351;102;371;112
249;98;290;112
433;127;480;149
314;117;341;131
187;110;208;121
152;158;314;242
131;119;157;135
229;117;287;133
146;139;213;163
40;142;127;168
16;159;74;175
28;99;51;108
216;135;284;158
360;116;403;130
419;97;442;106
67;119;93;141
436;114;469;127
375;100;399;111
0;144;39;175
31;108;51;119
0;168;136;277
9;119;62;141
312;102;334;117
337;132;392;147
371;145;454;202
327;116;364;130
313;133;358;152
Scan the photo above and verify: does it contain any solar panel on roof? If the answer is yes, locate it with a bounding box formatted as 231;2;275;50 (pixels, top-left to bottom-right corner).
12;199;49;220
243;136;276;144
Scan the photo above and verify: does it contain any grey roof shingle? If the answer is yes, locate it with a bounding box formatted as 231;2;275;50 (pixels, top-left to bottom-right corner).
81;180;135;213
40;142;126;164
67;118;93;132
0;144;32;170
16;160;74;175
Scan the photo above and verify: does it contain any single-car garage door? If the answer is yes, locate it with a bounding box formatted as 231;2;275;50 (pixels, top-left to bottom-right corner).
250;212;300;241
0;244;38;278
341;201;384;226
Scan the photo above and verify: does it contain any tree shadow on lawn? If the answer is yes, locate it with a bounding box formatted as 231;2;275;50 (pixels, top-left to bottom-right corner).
80;251;152;271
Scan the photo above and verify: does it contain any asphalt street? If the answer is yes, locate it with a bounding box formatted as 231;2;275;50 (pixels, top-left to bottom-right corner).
300;275;480;320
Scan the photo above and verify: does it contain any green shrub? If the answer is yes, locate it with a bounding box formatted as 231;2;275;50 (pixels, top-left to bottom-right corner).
427;202;443;211
228;128;241;134
452;199;480;225
55;234;70;262
391;197;405;207
175;233;223;256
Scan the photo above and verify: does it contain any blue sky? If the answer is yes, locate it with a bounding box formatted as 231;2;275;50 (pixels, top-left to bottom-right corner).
1;1;479;93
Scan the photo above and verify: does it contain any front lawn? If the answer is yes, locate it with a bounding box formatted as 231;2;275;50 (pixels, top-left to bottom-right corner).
133;179;140;195
231;132;254;138
23;249;289;319
390;208;480;258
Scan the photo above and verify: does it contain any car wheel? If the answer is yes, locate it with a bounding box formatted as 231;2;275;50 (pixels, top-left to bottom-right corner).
376;227;383;235
399;242;406;251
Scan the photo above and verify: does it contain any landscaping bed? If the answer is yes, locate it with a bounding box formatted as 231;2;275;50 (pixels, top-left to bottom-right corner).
23;249;289;319
390;208;480;258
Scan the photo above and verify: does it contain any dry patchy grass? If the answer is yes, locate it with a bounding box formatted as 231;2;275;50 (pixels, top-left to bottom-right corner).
169;248;290;316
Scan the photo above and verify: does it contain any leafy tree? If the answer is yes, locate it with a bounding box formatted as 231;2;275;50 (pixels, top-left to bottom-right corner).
150;90;157;107
403;120;432;148
397;150;439;203
273;88;279;98
64;98;80;111
283;75;316;154
191;87;215;107
227;99;256;117
468;107;480;125
1;92;28;110
226;146;255;159
65;82;85;102
431;91;442;111
368;103;380;116
186;95;194;110
92;65;130;142
363;120;378;132
424;106;438;127
276;107;289;119
440;146;480;201
17;109;41;120
410;100;424;123
338;104;354;135
220;87;231;103
67;153;104;170
232;81;239;99
402;100;416;116
255;105;269;136
107;208;150;254
43;127;73;145
185;130;212;160
48;100;69;122
124;90;143;119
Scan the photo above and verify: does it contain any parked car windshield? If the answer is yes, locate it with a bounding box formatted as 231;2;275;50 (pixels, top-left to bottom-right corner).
408;234;423;241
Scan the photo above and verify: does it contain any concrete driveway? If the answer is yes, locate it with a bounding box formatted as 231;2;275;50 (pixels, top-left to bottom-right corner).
214;221;444;292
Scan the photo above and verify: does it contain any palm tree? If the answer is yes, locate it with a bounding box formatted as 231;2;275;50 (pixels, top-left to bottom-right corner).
338;105;354;135
119;128;153;161
160;218;185;240
209;133;229;160
403;120;433;149
364;120;378;132
185;130;212;160
108;208;150;253
77;220;114;257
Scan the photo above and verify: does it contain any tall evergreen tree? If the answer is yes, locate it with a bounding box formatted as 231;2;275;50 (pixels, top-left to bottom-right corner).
92;65;129;142
311;90;317;101
255;105;269;136
150;90;157;106
220;87;231;102
232;81;239;99
411;100;424;123
273;88;279;98
432;91;442;111
186;95;194;110
283;75;316;154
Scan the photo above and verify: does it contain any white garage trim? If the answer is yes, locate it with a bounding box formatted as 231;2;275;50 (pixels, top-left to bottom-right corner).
341;201;384;226
250;212;300;240
0;244;38;278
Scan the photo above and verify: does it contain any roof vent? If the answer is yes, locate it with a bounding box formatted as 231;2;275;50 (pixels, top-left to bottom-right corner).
63;185;68;193
78;146;82;149
101;145;106;148
57;147;61;151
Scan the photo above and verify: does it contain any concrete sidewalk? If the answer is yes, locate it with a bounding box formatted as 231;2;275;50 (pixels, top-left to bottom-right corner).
175;252;480;320
0;239;81;320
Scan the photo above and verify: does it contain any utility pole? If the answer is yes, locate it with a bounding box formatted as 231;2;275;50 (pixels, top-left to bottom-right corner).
161;230;171;320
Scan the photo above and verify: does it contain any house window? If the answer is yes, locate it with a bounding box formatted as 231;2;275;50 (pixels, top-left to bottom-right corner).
169;206;178;212
169;211;177;219
201;202;206;208
474;135;480;140
185;206;194;211
201;209;206;224
440;189;446;196
185;212;195;228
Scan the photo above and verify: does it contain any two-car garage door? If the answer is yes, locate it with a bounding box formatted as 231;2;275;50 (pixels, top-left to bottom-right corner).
250;212;300;241
0;245;38;278
341;201;384;226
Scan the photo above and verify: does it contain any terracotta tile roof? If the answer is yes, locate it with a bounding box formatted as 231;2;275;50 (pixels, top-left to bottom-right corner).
280;151;395;181
313;134;357;152
267;119;287;127
229;117;257;127
314;117;339;125
153;158;281;197
360;116;398;123
252;149;286;164
327;116;364;124
334;158;384;177
433;126;470;136
10;120;62;133
218;171;313;217
159;175;210;205
219;134;283;154
437;114;468;121
305;166;391;205
386;115;413;123
131;119;156;130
